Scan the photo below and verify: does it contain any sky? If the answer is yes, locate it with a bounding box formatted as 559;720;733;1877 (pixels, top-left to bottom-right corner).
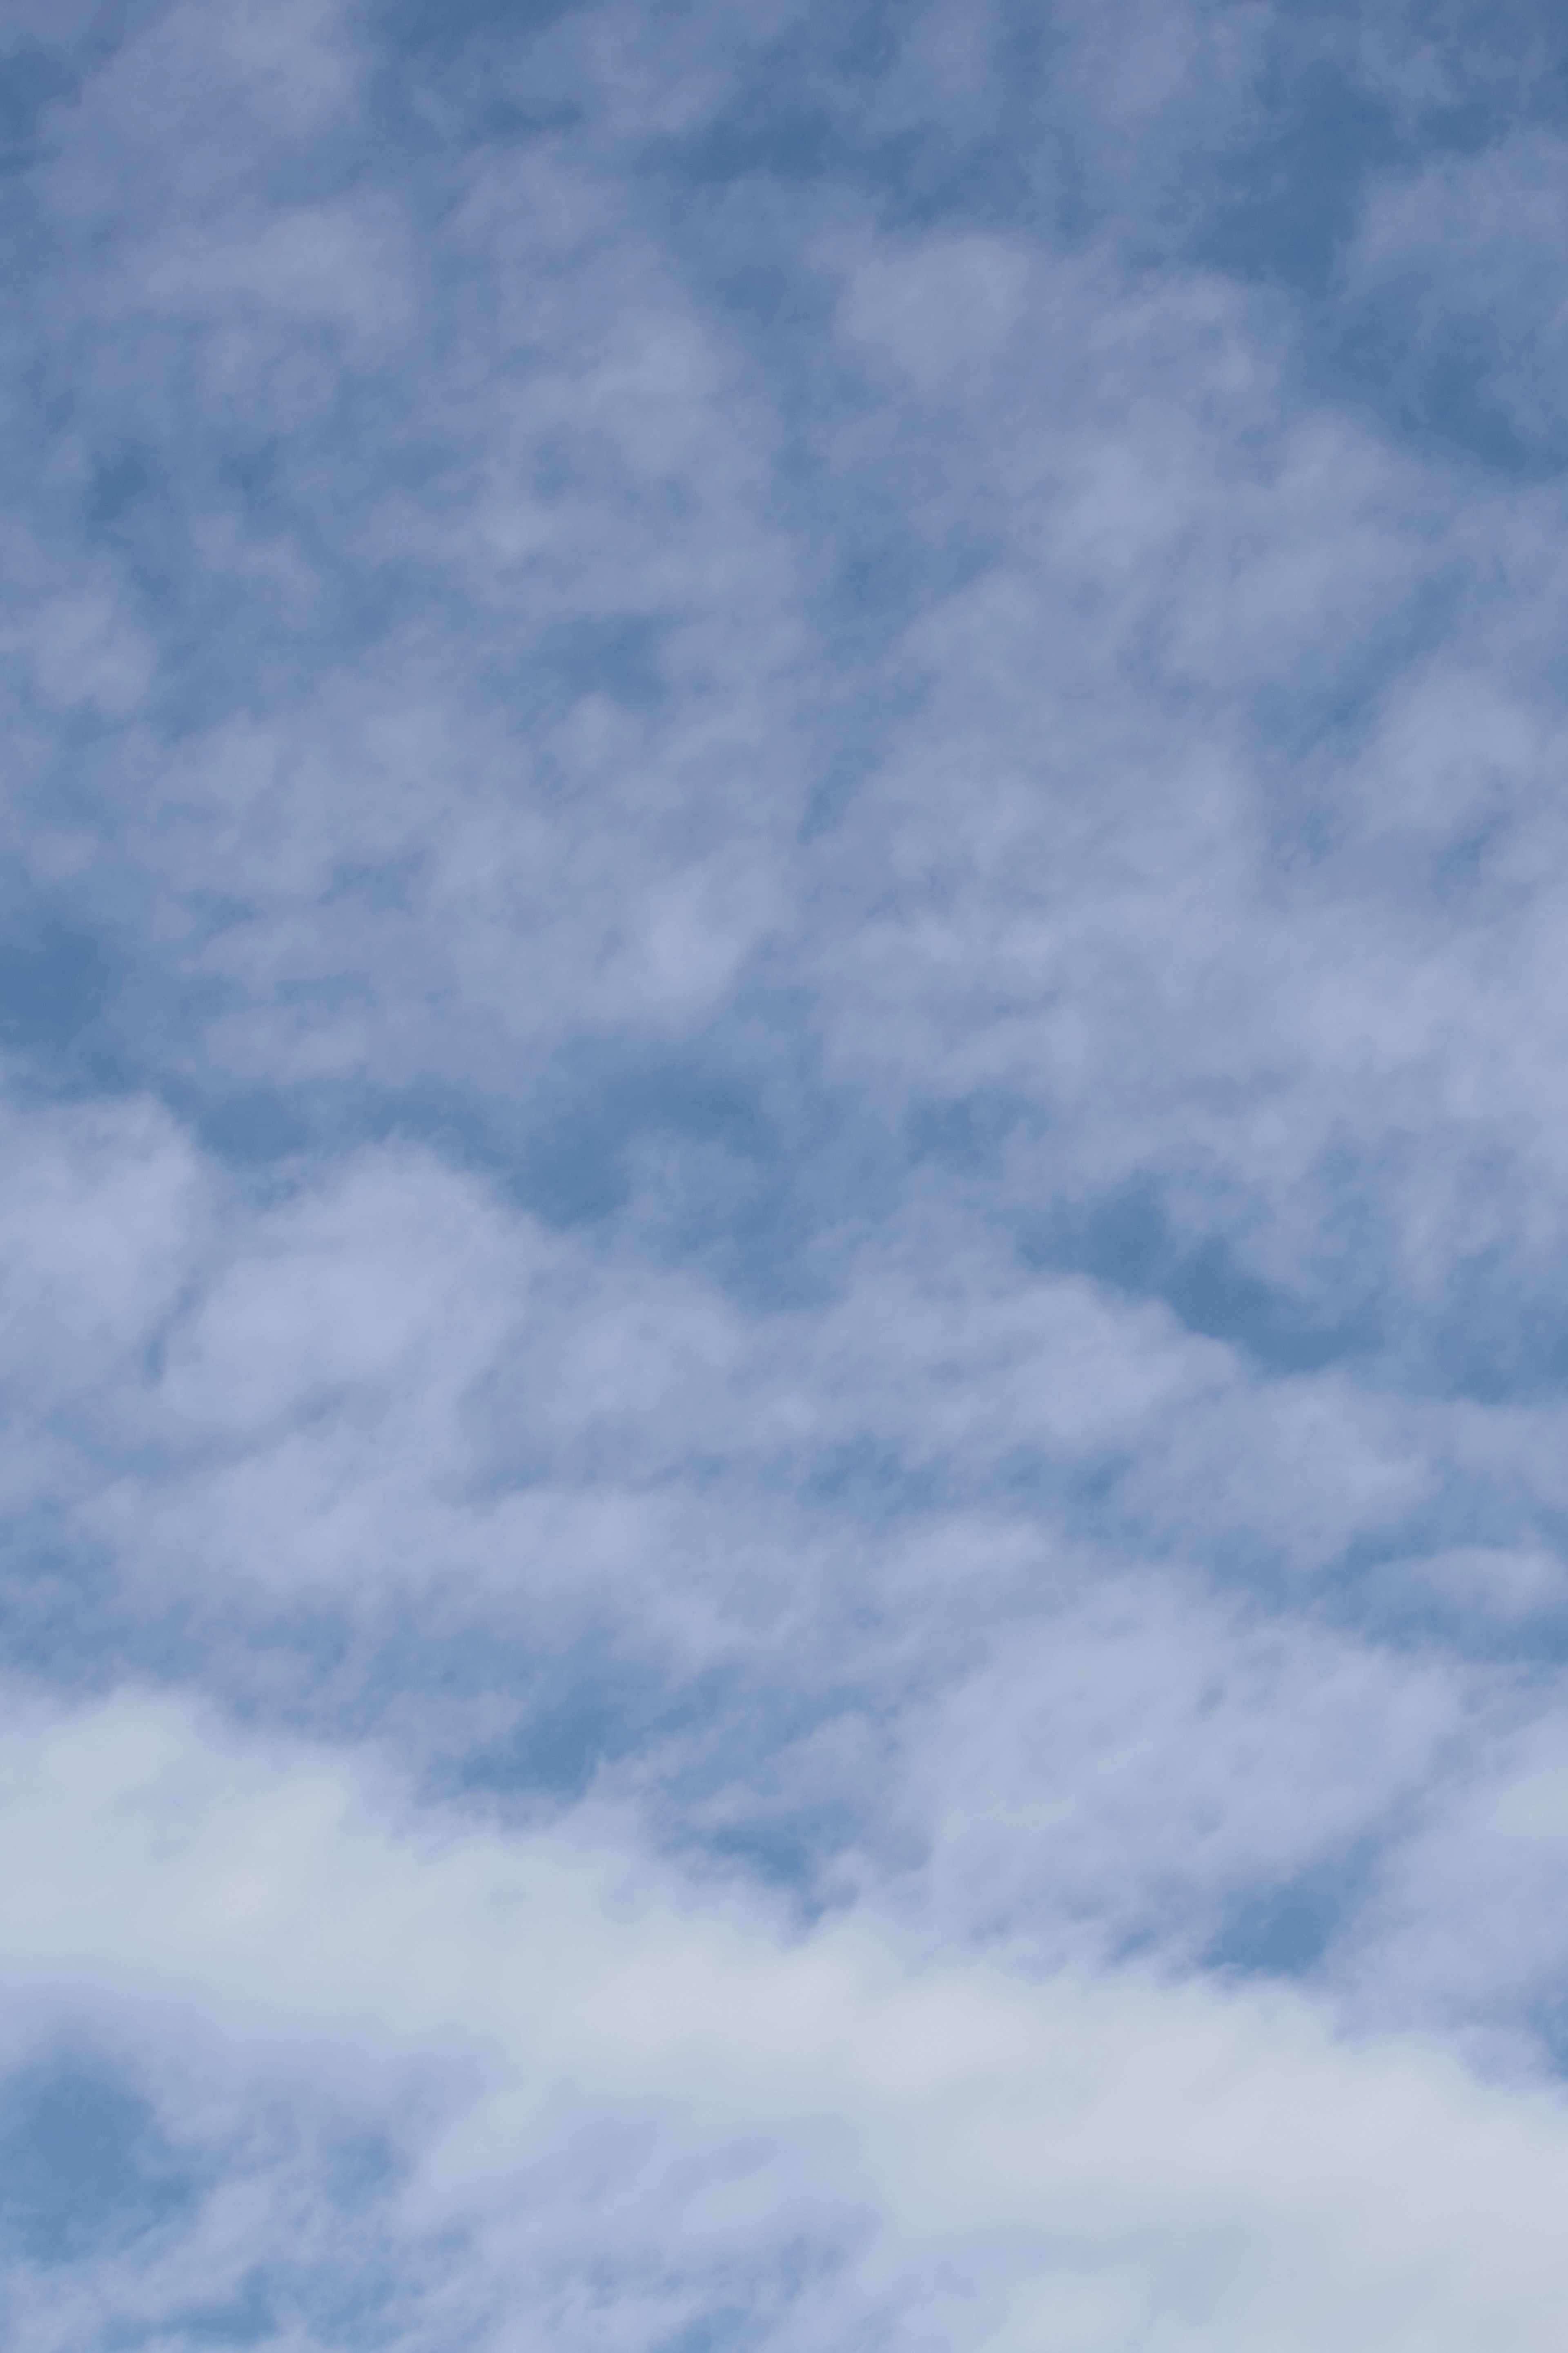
4;0;1568;2345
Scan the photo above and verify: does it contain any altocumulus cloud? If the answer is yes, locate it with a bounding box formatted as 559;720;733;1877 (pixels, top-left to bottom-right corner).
4;0;1568;2346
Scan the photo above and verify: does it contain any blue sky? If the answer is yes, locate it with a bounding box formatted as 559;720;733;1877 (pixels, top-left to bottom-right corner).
5;1;1568;2345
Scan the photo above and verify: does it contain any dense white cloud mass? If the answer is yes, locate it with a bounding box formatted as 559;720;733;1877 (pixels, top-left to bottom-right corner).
4;1;1568;2344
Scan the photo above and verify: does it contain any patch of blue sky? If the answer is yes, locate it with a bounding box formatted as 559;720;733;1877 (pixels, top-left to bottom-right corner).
0;2067;193;2268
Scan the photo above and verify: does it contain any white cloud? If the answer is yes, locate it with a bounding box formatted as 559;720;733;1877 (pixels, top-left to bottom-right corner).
7;0;1568;2341
8;1685;1568;2352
